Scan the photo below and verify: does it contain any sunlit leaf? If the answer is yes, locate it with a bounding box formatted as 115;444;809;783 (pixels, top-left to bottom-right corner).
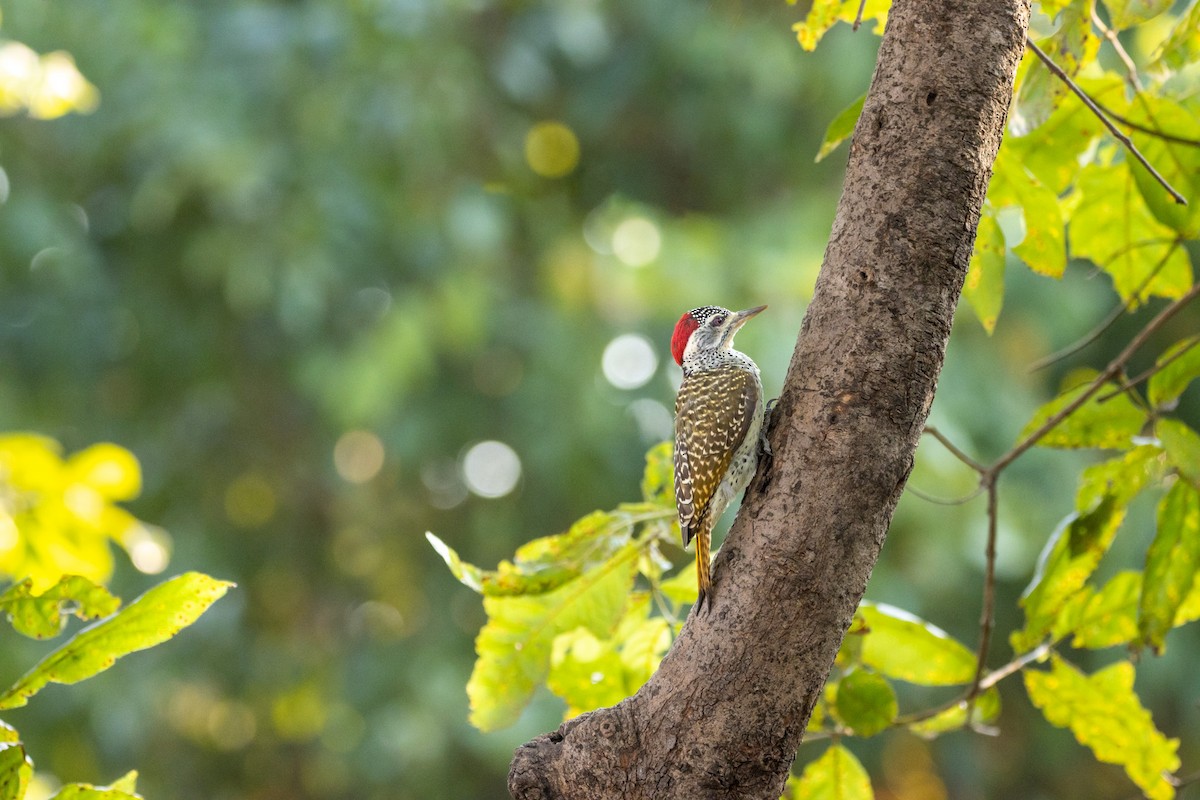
792;0;889;51
906;687;1000;739
988;148;1066;278
425;532;486;594
1075;444;1163;514
1053;570;1140;649
858;602;976;686
832;669;896;737
1126;98;1200;236
48;769;142;800
1101;0;1173;28
963;210;1006;333
1025;656;1179;800
786;742;873;800
1010;5;1099;136
0;722;16;745
640;441;675;507
1004;75;1121;193
65;444;141;502
1068;163;1192;305
0;742;31;800
467;544;638;731
546;593;670;718
1148;338;1200;408
1019;383;1146;450
0;576;120;640
816;94;865;163
1015;495;1125;651
1139;481;1200;653
429;505;666;598
1150;0;1200;71
0;573;233;710
1158;418;1200;488
657;563;699;606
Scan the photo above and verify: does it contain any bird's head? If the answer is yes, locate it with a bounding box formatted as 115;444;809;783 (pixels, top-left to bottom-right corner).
670;305;766;365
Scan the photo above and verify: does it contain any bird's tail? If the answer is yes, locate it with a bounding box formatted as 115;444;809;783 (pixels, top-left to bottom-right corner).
695;526;712;612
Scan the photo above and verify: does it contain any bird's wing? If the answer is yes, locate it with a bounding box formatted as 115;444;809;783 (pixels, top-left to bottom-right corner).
673;368;760;546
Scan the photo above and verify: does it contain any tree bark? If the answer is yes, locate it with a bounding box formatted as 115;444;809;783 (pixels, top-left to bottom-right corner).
509;0;1030;796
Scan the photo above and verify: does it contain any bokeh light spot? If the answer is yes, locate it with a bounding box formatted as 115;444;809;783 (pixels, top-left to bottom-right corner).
602;334;658;390
224;473;276;529
126;525;171;575
525;121;580;179
611;216;661;267
461;441;521;499
207;700;257;751
333;430;385;484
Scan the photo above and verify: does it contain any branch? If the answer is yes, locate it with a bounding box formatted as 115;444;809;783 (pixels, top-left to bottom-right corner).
1026;37;1188;206
1096;334;1200;404
994;281;1200;474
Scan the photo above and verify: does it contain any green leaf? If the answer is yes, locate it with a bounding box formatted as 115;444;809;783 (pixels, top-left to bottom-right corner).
1075;444;1163;514
1148;338;1200;408
1101;0;1173;28
1159;418;1200;488
1126;98;1200;237
1010;4;1099;136
1068;163;1192;305
546;593;670;718
906;687;1000;739
656;563;699;606
792;0;889;51
1150;0;1200;71
1003;75;1122;194
858;602;976;686
640;441;675;507
425;532;486;594
467;544;638;731
1025;656;1179;800
786;742;873;800
1020;382;1146;450
0;742;30;800
1015;495;1125;651
0;576;120;640
0;573;233;710
832;669;896;737
1139;481;1200;653
816;94;865;163
988;148;1066;278
1053;570;1140;649
963;210;1006;333
48;775;142;800
429;505;664;598
0;722;16;745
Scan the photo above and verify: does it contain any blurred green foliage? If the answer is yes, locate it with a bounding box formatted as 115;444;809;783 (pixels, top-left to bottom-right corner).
0;0;1196;798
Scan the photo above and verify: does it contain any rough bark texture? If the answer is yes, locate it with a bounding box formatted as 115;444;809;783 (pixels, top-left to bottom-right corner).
509;0;1030;797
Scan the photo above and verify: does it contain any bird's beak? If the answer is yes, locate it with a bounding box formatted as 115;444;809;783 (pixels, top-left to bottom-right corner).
729;305;767;331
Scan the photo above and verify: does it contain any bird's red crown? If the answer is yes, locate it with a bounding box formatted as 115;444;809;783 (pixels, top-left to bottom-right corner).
671;312;700;366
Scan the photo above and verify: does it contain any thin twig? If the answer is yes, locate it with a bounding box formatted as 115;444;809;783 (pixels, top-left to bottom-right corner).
1026;37;1188;206
1096;334;1200;404
994;281;1200;474
966;477;999;712
1029;240;1182;372
1092;99;1200;147
894;642;1053;726
852;0;868;30
905;483;987;506
1092;9;1143;92
923;426;986;473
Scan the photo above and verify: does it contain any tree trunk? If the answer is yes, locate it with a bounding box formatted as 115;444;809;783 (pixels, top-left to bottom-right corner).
509;0;1030;796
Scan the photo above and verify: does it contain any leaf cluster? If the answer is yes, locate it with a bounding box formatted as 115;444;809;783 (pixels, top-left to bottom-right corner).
0;437;232;799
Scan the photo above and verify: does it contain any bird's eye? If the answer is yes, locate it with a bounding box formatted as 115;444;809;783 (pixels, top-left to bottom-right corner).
710;315;726;327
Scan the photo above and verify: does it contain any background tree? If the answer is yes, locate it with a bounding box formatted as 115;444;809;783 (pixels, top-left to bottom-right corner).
0;0;1196;799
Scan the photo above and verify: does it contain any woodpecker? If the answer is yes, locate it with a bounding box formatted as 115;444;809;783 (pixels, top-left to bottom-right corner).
670;304;766;612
